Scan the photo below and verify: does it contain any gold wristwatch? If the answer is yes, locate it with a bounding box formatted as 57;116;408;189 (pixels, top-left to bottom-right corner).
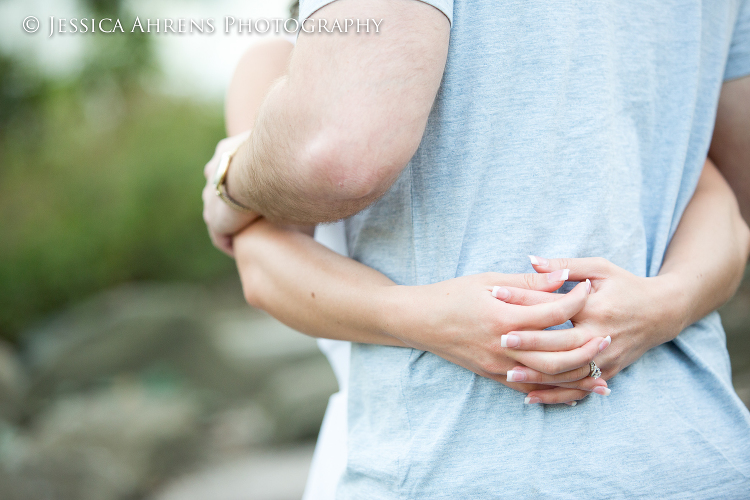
212;142;255;214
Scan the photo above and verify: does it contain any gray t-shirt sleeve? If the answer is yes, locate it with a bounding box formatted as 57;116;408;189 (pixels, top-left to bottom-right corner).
299;0;453;25
725;0;750;80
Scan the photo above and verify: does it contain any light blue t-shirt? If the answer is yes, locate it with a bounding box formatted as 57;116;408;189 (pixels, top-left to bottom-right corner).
300;0;750;497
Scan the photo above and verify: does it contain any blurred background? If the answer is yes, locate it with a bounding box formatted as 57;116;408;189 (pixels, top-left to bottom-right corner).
0;0;748;499
0;0;339;499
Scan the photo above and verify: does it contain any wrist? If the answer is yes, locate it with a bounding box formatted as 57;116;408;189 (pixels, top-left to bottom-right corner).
372;284;421;349
649;272;691;341
222;134;255;213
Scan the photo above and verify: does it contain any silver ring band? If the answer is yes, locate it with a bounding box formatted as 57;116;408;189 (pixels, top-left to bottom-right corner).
589;361;602;379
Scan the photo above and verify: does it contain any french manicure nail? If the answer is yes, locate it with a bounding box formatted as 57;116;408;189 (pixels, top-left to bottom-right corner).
492;286;511;300
507;369;526;382
598;335;611;352
593;386;611;396
524;396;542;404
500;334;520;348
586;278;591;294
566;401;577;407
547;269;570;283
529;255;549;267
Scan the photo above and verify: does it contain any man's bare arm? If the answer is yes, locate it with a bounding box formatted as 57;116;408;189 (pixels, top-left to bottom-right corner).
709;75;750;223
225;0;450;224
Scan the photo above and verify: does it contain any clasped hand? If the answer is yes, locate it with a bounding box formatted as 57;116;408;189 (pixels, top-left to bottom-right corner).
389;256;678;405
202;131;258;257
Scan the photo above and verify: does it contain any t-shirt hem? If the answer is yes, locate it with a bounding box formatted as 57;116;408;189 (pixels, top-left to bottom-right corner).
299;0;453;26
724;54;750;81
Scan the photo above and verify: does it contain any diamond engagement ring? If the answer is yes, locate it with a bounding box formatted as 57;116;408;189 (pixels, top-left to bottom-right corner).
589;361;602;379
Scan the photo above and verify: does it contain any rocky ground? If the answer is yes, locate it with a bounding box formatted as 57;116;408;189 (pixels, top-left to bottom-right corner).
0;281;336;500
0;275;748;500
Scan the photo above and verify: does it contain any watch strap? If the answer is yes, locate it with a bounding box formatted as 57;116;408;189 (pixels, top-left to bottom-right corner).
213;145;255;214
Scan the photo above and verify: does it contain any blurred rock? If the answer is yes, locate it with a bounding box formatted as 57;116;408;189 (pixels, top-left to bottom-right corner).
260;357;339;443
0;282;337;499
151;445;315;500
0;341;26;422
0;381;201;500
23;283;329;413
205;402;276;459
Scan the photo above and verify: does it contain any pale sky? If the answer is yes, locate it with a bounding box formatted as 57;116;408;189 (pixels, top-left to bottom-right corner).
0;0;294;101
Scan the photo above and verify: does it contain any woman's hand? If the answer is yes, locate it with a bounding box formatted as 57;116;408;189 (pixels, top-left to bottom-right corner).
499;256;685;404
202;131;259;257
385;272;611;396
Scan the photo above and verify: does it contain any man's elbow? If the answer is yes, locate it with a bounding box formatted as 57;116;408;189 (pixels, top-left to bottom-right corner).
300;128;418;215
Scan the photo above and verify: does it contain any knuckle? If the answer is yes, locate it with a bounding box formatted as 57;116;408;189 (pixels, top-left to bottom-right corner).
501;317;520;333
571;390;587;401
570;331;587;349
522;273;537;290
586;347;599;364
548;303;567;325
480;359;502;375
488;340;505;358
479;349;504;374
592;257;610;271
490;315;506;332
486;272;503;283
525;334;539;350
541;359;559;375
557;258;572;270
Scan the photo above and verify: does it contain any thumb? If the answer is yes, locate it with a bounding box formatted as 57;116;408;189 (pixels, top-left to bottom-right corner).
528;256;612;281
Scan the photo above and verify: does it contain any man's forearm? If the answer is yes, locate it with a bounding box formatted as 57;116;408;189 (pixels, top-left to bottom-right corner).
223;0;450;225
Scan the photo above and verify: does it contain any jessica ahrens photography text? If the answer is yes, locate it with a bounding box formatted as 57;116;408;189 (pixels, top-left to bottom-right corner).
25;16;384;37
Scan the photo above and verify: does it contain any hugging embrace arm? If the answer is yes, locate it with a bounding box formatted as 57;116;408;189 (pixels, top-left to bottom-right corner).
204;0;750;495
205;17;750;404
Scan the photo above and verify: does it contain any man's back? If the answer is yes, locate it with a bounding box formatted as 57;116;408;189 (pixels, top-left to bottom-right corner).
297;0;750;497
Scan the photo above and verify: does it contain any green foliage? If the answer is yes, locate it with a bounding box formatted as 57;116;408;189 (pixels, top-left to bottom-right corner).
0;89;234;342
0;53;48;136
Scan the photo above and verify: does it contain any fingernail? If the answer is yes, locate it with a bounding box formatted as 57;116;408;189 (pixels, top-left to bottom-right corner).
593;386;611;396
547;269;570;282
586;278;591;294
507;369;526;382
500;334;520;348
524;396;542;404
598;335;611;352
566;401;577;407
492;286;511;300
529;255;549;267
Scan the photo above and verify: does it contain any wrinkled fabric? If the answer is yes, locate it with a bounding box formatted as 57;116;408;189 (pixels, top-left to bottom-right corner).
298;0;750;497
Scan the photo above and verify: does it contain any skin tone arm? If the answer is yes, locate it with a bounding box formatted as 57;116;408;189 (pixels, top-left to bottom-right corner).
234;158;749;405
217;40;608;398
709;75;750;223
215;40;749;405
203;0;451;254
511;158;750;402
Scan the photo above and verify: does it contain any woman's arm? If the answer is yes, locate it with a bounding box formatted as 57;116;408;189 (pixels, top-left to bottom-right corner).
512;158;750;402
234;157;749;405
234;221;607;396
218;41;747;405
709;75;750;223
212;40;606;396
